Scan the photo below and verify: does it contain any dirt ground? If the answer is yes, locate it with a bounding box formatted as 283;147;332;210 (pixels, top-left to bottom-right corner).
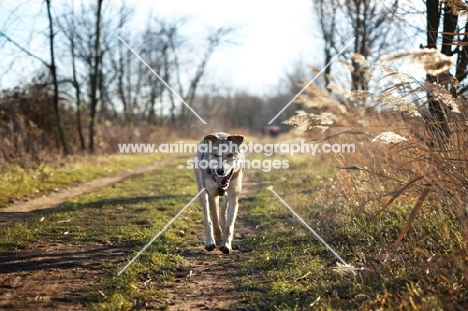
158;177;262;311
0;157;262;310
161;214;257;311
0;241;127;310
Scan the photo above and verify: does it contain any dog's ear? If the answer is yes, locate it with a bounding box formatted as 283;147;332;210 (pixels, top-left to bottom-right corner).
228;134;245;146
204;134;219;143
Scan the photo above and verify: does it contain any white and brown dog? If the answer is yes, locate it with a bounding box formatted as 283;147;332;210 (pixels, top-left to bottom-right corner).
194;132;245;254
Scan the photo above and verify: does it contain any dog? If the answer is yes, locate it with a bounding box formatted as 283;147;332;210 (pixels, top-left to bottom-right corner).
194;132;245;254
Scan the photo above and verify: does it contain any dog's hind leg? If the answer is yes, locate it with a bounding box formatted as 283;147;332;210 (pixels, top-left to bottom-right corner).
219;195;228;231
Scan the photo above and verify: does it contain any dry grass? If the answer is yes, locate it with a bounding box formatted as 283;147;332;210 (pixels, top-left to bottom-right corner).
284;48;468;262
277;49;468;307
1;148;467;309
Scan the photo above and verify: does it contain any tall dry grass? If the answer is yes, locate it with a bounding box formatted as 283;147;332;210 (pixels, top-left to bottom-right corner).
0;85;176;167
284;48;468;244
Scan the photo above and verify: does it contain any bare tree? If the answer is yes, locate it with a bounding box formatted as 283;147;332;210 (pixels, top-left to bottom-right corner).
140;20;169;125
419;0;468;143
178;27;236;132
109;18;167;130
88;0;103;153
0;2;71;154
57;3;86;151
165;23;185;126
424;0;452;141
313;0;338;86
2;1;241;153
46;0;70;155
313;0;401;91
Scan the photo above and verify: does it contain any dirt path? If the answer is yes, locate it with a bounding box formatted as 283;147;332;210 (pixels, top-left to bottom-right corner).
161;175;264;311
0;156;265;310
0;155;188;310
162;217;254;310
0;240;127;310
0;155;184;227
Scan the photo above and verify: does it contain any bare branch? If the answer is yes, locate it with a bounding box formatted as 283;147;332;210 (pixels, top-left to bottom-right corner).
0;30;50;68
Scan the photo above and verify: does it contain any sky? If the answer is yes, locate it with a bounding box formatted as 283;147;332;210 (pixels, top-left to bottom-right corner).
136;0;322;93
0;0;430;97
0;0;322;94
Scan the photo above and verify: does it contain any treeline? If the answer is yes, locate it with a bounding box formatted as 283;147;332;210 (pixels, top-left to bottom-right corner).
0;84;295;162
0;1;297;161
7;0;468;162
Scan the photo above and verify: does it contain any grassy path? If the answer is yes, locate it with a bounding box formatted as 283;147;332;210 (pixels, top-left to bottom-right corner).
161;178;264;310
0;156;265;310
0;154;467;310
0;154;165;208
0;155;183;226
0;156;196;310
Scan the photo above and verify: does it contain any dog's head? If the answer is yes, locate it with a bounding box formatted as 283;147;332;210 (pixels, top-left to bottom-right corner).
204;133;244;189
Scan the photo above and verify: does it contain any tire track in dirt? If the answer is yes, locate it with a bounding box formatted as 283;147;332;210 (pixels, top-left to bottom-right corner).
0;156;267;310
0;155;187;310
161;172;266;311
0;155;186;227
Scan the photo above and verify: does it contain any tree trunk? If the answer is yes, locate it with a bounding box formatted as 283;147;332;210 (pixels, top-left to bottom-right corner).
161;43;175;126
89;0;103;153
426;0;440;50
455;21;468;83
46;0;70;155
426;1;451;143
70;32;86;151
314;0;337;88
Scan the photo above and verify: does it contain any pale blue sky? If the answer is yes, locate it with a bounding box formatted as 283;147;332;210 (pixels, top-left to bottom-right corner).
0;0;427;94
138;0;321;92
0;0;322;93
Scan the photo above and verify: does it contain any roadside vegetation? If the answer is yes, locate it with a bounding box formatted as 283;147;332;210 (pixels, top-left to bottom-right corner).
1;154;466;310
1;0;468;310
0;154;162;208
236;155;468;309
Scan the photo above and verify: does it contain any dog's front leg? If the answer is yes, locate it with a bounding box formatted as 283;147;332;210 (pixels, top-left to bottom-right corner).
220;195;239;254
200;192;216;251
208;195;222;246
201;192;221;251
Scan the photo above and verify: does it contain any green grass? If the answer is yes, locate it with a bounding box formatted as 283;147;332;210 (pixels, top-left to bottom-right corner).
0;157;200;309
0;153;163;208
1;152;467;309
234;154;468;310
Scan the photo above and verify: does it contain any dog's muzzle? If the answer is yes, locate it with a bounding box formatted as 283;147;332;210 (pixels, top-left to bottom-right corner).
207;168;234;191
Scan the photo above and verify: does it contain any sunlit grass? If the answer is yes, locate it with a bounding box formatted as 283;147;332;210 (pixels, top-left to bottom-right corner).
0;153;163;208
0;157;201;309
235;153;468;310
1;152;467;309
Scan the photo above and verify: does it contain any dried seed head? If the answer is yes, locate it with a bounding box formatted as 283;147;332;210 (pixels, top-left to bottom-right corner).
345;90;374;101
372;132;407;144
431;84;461;113
282;112;334;131
352;54;367;67
381;48;453;76
379;94;421;117
444;0;468;15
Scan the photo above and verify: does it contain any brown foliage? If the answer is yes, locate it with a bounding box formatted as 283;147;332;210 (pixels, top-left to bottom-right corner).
284;52;468;243
0;84;75;164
